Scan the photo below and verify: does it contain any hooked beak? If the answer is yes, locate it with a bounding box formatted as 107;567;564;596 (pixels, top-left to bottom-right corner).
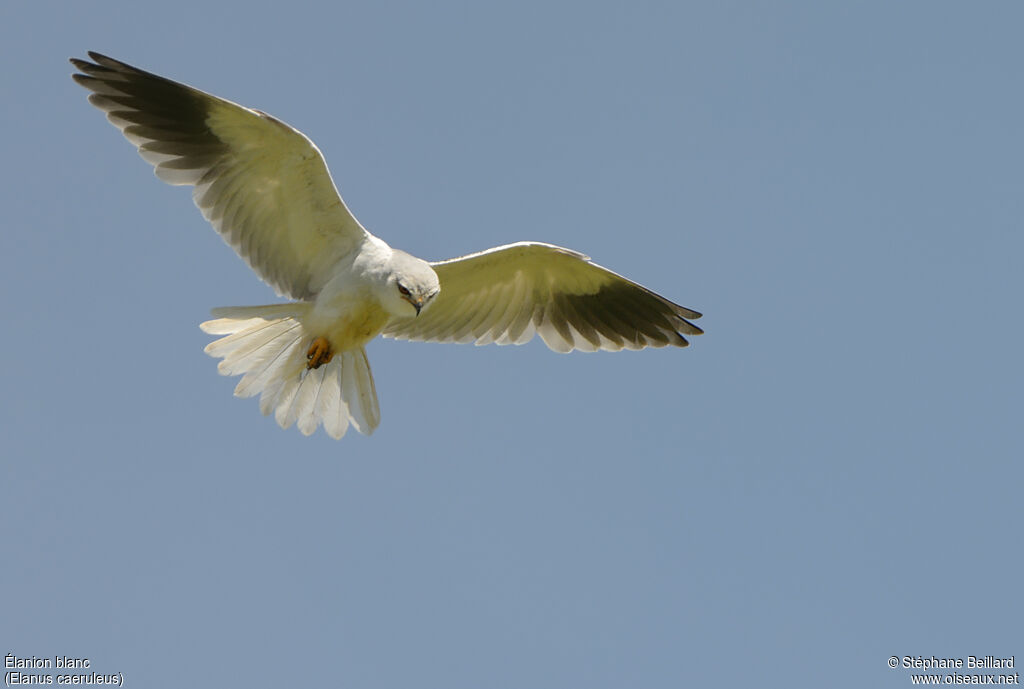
405;289;436;316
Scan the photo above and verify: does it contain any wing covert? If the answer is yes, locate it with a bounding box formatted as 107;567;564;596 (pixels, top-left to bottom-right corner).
382;242;703;353
71;52;367;300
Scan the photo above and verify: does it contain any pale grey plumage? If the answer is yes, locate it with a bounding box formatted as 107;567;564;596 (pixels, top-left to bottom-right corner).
71;52;703;439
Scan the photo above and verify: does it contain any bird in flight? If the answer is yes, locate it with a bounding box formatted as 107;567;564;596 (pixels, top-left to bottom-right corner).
70;52;703;439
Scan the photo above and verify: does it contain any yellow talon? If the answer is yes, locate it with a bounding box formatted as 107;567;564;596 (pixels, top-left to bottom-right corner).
306;336;334;369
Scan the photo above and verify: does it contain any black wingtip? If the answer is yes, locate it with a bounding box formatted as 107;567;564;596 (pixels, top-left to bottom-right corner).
70;57;90;87
70;52;104;66
70;52;133;72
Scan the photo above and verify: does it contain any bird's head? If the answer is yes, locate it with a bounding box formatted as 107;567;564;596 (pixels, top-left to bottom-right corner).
381;249;440;318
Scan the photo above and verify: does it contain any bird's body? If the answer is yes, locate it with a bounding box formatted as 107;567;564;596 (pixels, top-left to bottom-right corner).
307;239;422;350
71;52;703;439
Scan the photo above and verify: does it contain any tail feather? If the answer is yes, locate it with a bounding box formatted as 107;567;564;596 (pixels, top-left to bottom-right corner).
208;303;307;320
344;349;381;433
235;334;304;399
291;365;324;436
215;321;302;376
317;365;347;440
201;316;269;336
200;304;381;439
273;374;303;429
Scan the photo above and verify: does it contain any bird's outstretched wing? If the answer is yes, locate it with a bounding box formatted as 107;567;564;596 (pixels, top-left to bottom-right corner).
382;242;703;353
70;52;366;300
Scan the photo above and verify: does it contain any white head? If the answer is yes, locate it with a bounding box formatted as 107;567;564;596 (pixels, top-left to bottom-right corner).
378;249;441;318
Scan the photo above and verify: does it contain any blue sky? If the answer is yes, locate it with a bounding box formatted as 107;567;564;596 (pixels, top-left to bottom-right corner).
2;2;1021;687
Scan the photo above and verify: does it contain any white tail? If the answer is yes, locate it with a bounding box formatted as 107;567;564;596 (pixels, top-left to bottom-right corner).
200;304;381;439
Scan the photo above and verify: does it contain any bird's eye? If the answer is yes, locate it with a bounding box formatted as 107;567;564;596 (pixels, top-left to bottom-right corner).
397;284;411;297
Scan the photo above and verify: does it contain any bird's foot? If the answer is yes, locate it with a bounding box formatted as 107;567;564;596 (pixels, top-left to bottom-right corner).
306;336;334;369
